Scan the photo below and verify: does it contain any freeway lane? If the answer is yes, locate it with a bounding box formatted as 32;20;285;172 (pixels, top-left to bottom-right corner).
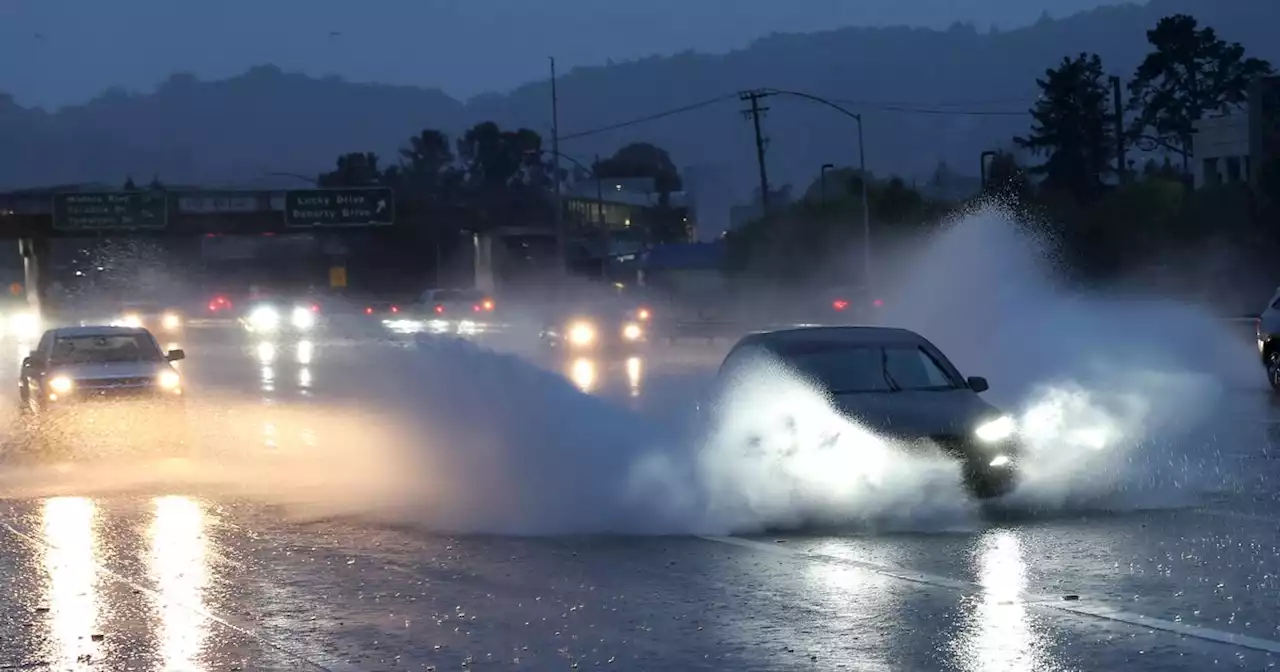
0;327;1277;669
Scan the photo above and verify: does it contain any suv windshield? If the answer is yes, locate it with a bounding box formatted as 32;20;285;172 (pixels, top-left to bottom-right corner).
776;342;962;392
51;334;164;365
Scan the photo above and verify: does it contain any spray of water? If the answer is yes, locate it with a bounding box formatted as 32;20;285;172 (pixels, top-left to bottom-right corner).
873;206;1262;510
0;207;1259;535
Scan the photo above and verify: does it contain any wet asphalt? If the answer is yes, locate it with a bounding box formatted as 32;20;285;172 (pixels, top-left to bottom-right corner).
0;322;1277;671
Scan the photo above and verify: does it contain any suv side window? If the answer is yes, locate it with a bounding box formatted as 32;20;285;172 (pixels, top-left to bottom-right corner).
34;332;53;362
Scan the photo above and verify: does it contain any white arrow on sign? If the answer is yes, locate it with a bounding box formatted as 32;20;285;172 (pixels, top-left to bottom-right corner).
375;199;387;214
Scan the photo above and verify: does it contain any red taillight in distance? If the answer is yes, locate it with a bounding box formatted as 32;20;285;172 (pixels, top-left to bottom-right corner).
209;295;231;312
390;305;399;313
434;304;444;314
872;299;884;308
365;307;374;315
832;299;849;311
311;303;320;313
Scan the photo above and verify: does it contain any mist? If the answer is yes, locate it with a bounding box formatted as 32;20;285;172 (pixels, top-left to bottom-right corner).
0;206;1262;536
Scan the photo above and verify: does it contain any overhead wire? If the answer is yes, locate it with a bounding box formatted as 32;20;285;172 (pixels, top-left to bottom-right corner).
560;91;1032;141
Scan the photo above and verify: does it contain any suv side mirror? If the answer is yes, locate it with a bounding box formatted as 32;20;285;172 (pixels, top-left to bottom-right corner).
967;376;989;393
166;349;186;362
20;356;32;370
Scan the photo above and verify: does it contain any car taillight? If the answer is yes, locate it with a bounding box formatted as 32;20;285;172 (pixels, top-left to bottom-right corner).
390;305;399;313
434;304;444;314
365;307;374;315
872;299;884;307
311;303;320;312
473;304;482;312
833;300;849;311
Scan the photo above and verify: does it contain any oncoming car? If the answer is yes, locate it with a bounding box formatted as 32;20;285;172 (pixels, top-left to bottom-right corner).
19;325;186;414
714;326;1019;499
540;302;649;354
240;298;320;334
112;302;184;335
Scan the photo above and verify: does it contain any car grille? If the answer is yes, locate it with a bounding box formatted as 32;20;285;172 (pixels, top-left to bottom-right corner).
78;377;153;388
929;433;974;457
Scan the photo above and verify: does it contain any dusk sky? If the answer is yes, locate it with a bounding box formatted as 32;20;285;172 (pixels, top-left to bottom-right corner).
0;0;1123;109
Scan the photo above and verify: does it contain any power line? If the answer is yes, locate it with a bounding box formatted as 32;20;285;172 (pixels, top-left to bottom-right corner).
558;94;739;141
559;92;1031;142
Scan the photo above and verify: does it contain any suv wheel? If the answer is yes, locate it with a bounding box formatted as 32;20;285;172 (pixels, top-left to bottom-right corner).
1267;350;1280;391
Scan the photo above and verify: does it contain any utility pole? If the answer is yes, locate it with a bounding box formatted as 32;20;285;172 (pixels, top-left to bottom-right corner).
550;57;565;273
1111;75;1127;184
740;90;772;214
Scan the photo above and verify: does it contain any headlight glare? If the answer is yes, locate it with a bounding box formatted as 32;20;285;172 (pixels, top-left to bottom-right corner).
622;322;643;341
249;306;280;331
975;415;1016;442
157;370;181;390
161;312;181;330
49;376;73;394
567;321;596;346
291;306;316;329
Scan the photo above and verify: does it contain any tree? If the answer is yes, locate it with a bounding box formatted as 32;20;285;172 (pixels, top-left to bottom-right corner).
454;122;552;229
1016;53;1115;203
1127;14;1273;171
395;129;459;204
122;177;138;190
592;142;683;202
318;152;385;187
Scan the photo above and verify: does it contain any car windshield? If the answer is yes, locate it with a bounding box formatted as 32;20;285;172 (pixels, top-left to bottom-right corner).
776;341;962;392
51;334;164;364
432;290;483;303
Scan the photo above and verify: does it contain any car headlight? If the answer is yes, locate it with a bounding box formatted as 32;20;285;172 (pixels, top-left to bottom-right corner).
567;321;596;346
622;322;643;341
48;376;73;394
249;306;280;331
9;312;39;338
161;312;181;330
974;415;1016;443
291;306;316;329
157;370;181;391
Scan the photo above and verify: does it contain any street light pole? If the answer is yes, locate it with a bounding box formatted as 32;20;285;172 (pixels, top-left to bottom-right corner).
854;114;870;289
753;89;874;291
819;163;834;210
549;57;565;275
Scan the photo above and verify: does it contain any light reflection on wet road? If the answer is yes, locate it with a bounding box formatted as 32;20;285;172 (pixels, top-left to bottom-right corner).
0;327;1276;669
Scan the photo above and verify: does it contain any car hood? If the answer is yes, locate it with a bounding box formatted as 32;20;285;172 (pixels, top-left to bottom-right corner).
829;389;1002;438
54;361;169;380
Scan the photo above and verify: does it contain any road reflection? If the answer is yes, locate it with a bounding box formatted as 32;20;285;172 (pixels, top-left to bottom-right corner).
955;530;1048;672
250;336;319;452
148;495;210;669
40;496;102;668
563;355;646;396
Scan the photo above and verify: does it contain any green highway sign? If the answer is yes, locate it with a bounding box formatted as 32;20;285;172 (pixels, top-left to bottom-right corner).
284;188;395;227
52;191;167;231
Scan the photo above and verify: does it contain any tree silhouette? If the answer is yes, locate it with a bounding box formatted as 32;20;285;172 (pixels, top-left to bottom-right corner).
1016;53;1115;202
318;152;384;187
592;142;683;202
1127;14;1273;171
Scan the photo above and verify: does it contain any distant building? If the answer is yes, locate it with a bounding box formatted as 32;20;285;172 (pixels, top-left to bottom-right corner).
1193;113;1252;187
1192;76;1280;189
562;176;693;243
1250;75;1280;188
